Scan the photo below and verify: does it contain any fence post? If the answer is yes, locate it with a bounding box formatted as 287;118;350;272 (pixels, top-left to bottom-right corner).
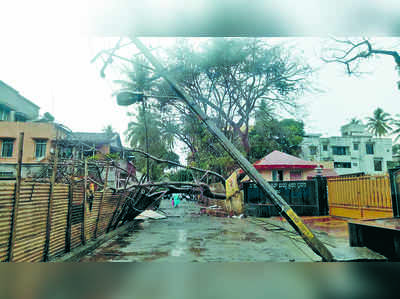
94;162;110;238
82;159;88;245
65;175;74;253
315;175;329;216
8;132;24;262
107;190;124;233
43;145;59;262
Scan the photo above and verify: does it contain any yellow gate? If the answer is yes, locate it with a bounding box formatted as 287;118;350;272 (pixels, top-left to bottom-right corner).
327;175;393;219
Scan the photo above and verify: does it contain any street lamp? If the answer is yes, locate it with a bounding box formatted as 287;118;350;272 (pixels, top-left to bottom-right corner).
116;91;144;106
116;90;150;181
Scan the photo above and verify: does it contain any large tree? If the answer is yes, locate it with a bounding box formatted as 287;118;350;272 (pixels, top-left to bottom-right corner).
366;107;392;137
113;38;312;174
321;37;400;88
157;38;313;157
249;100;305;162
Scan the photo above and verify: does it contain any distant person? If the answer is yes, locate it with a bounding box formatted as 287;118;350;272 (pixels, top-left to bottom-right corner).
173;193;181;208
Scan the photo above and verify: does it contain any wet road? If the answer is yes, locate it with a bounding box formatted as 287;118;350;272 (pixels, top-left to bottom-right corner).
80;200;321;262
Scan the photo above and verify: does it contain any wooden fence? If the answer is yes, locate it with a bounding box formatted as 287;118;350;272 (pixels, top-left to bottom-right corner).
327;174;393;219
0;181;126;262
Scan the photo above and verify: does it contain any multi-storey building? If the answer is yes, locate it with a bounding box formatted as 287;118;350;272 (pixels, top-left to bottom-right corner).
0;81;129;180
0;80;40;122
300;123;393;175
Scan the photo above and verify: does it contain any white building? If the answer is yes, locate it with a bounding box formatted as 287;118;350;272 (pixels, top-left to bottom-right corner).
300;123;392;175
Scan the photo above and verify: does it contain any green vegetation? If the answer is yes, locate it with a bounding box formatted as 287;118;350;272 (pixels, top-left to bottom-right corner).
116;38;314;177
366;108;392;137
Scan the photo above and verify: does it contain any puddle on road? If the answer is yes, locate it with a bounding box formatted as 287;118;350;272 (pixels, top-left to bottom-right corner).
205;230;266;243
243;232;266;243
82;201;316;262
189;247;206;256
170;229;187;257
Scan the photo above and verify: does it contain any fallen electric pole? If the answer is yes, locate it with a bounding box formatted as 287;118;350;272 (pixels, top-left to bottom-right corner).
130;37;334;262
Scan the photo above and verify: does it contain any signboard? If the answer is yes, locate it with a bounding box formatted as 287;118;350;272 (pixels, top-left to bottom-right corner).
225;170;239;199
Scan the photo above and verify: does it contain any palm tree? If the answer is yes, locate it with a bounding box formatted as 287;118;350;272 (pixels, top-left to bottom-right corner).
391;114;400;142
102;125;117;139
366;108;392;137
348;118;362;125
114;56;153;94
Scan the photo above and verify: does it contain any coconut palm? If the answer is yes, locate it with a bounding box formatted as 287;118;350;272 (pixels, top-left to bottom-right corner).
114;56;153;94
348;118;362;125
366;108;392;137
102;125;117;139
391;114;400;142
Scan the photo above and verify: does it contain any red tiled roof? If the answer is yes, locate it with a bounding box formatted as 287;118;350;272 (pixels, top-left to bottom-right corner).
253;150;318;170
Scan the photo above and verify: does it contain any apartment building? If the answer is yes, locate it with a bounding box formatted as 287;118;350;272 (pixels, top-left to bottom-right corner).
0;121;68;178
300;123;392;175
0;81;133;183
0;80;40;122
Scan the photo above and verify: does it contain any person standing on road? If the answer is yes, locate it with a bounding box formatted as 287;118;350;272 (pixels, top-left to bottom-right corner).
173;193;180;208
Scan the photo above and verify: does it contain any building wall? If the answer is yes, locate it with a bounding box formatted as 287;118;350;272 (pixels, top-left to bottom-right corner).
258;168;315;181
301;134;393;175
98;144;110;155
0;82;39;120
0;122;64;165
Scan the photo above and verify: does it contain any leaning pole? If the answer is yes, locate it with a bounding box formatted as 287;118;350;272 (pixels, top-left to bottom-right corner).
130;37;334;262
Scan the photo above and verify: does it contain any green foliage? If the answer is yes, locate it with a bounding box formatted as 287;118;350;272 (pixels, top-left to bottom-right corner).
87;155;100;161
106;153;120;160
390;114;400;143
124;103;182;180
248;101;305;162
348;118;363;125
155;38;312;156
168;169;194;182
366;107;392;137
393;144;400;155
115;38;312;178
102;125;117;138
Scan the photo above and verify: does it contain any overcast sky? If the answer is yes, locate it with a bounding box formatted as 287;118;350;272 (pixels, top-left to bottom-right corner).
1;37;398;135
0;2;399;162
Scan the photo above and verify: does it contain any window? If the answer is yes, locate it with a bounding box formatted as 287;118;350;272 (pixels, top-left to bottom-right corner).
290;170;302;180
0;171;14;178
353;143;359;151
0;107;10;121
374;159;383;171
35;139;47;159
353;162;358;167
322;144;328;151
309;146;317;155
334;162;352;168
366;143;374;155
332;146;347;155
272;170;284;181
15;114;26;122
1;139;14;157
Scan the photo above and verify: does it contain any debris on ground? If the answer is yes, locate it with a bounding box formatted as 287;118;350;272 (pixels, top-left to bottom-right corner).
135;210;167;220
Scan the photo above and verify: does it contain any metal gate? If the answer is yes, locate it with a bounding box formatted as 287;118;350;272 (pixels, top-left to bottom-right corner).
243;179;328;217
389;167;400;217
327;175;393;219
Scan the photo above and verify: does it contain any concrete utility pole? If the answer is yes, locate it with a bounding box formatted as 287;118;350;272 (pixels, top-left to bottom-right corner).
142;98;150;181
130;37;334;262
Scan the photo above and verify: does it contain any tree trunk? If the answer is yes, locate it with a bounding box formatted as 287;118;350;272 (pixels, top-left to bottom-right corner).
233;125;251;158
